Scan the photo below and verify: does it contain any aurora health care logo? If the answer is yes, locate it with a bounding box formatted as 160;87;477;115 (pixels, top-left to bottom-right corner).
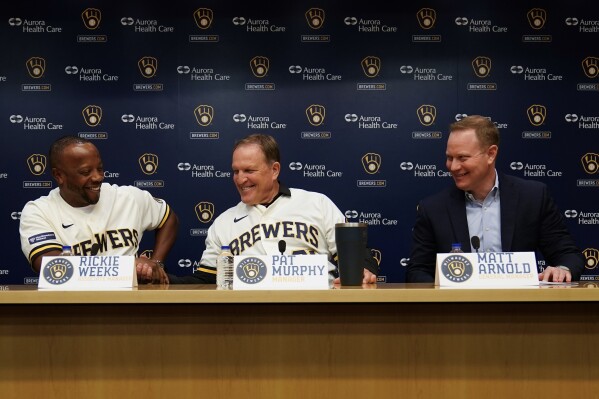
565;209;599;225
288;161;342;178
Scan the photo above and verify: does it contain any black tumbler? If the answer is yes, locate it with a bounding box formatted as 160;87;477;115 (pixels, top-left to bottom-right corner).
335;222;368;286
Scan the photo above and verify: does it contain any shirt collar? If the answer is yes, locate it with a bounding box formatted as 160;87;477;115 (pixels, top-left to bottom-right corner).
465;170;499;204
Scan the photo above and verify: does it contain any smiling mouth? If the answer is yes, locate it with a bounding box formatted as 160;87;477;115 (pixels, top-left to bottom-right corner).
86;186;101;192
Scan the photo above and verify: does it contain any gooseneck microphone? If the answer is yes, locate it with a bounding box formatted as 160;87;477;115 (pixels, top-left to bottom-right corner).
471;236;480;253
278;240;286;255
91;243;100;256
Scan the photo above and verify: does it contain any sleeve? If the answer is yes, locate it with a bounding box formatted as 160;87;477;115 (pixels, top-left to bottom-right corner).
537;185;585;280
19;201;63;266
129;187;171;231
406;202;437;283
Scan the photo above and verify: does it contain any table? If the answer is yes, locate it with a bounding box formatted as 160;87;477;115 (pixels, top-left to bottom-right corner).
1;283;599;398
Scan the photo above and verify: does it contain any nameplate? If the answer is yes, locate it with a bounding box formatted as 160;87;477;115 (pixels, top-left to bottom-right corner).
38;255;137;290
435;252;538;287
233;254;329;290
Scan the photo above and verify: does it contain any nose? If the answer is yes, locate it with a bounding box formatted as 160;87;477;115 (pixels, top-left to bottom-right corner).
447;159;460;172
235;171;247;184
92;169;104;182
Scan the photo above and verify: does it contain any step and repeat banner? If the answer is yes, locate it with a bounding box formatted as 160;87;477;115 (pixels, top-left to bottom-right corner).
1;1;598;285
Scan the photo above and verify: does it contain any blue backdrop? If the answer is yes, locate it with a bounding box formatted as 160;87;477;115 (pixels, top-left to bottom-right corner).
1;0;598;285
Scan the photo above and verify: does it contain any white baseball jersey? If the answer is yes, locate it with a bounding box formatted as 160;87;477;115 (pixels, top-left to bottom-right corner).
198;187;345;276
20;183;171;265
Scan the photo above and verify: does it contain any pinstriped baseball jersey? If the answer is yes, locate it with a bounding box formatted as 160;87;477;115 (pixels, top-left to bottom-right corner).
20;183;171;265
198;187;345;276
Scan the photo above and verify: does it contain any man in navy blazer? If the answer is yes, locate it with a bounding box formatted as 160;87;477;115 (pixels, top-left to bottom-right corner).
407;115;584;283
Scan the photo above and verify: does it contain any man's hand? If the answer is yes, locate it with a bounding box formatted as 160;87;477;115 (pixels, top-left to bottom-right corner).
334;268;377;285
135;256;169;284
539;266;571;283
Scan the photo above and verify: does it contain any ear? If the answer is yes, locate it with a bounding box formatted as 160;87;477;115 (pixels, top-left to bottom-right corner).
487;145;498;164
271;161;281;179
52;168;64;186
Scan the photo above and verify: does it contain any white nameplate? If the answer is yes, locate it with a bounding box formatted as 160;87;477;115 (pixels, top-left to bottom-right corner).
233;254;329;290
435;252;539;287
38;255;137;290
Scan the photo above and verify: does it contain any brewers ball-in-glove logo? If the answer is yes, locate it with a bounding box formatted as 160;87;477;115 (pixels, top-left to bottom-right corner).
138;57;158;78
472;56;492;78
371;249;382;266
527;104;546;126
194;8;213;29
82;8;102;30
305;8;325;29
194;105;214;126
527;8;547;30
139;153;159;175
195;202;215;223
361;56;381;78
417;105;437;126
417;8;437;29
581;153;599;174
236;257;267;284
250;56;270;78
582;57;599;78
27;154;47;176
43;258;74;285
26;57;46;78
362;153;381;174
82;105;102;127
441;254;473;283
583;248;599;270
306;104;326;126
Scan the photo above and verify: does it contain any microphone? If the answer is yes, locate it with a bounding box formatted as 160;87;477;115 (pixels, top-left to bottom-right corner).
471;236;480;253
91;243;100;256
278;240;286;255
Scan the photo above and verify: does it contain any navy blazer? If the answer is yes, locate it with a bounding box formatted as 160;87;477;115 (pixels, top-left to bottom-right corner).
407;173;584;282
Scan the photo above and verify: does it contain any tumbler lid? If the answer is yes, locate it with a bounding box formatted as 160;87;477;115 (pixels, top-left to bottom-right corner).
335;222;368;228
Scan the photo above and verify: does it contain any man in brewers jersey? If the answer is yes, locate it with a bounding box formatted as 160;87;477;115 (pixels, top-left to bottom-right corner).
169;134;377;284
19;136;178;284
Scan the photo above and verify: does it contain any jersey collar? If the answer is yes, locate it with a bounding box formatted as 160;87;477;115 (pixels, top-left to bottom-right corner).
260;181;291;208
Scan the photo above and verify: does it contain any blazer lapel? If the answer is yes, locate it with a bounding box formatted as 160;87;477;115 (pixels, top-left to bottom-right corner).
446;187;472;251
